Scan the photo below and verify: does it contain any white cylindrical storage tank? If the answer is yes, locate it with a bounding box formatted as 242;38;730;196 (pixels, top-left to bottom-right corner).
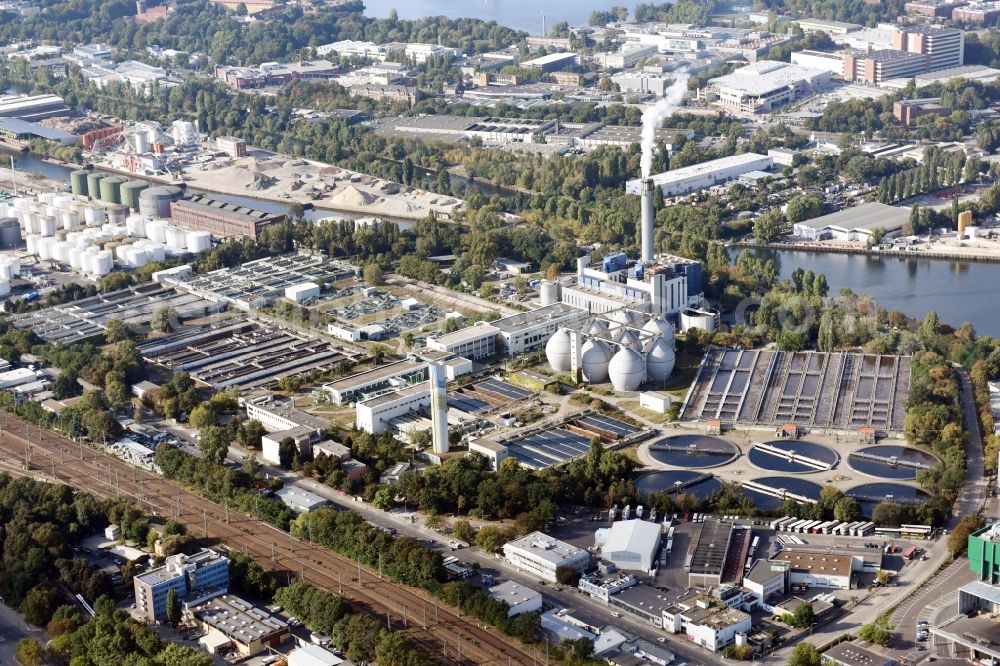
144;242;165;262
130;248;149;267
37;237;54;260
134;131;150;155
539;280;560;307
609;346;645;392
40;216;56;236
0;262;13;280
69;246;83;269
645;336;676;382
545;328;572;373
186;230;211;253
25;234;39;255
165;225;187;250
86;206;107;225
55;240;72;263
94;251;113;275
0;279;10;297
680;308;719;334
7;257;20;277
146;219;167;243
126;215;146;237
580;339;612;384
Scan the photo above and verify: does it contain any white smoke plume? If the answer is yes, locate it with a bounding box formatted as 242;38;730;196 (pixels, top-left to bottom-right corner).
640;71;690;178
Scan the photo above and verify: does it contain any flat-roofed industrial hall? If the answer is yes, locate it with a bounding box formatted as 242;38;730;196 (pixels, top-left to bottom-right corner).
680;348;911;434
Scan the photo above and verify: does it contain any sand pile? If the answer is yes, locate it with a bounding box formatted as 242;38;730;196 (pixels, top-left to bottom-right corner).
246;172;277;191
328;185;378;207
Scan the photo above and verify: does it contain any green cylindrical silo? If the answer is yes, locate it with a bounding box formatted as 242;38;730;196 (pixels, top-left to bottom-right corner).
99;176;124;205
70;170;89;196
86;172;103;199
120;180;148;211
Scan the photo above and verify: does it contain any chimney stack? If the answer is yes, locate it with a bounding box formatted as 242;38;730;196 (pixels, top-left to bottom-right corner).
428;361;449;454
640;178;655;263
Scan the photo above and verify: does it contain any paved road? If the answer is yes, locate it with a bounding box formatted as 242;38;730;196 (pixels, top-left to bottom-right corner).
889;557;974;652
0;601;43;665
954;367;990;526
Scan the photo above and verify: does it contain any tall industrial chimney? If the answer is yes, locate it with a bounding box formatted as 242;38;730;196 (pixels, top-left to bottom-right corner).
640;177;655;263
428;361;449;454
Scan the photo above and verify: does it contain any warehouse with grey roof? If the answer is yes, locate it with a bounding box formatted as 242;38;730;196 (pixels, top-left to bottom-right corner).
792;201;910;241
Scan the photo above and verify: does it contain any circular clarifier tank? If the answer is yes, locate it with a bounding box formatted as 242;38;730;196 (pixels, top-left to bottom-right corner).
635;470;723;502
848;445;940;481
647;435;739;469
747;440;839;474
741;477;824;511
846;482;931;518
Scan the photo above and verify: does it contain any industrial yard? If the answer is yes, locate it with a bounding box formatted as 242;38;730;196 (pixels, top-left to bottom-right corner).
136;316;365;391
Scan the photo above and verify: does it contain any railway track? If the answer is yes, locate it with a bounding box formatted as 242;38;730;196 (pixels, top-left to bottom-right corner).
0;414;541;665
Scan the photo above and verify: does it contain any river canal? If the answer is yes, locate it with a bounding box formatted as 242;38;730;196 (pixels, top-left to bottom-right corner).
732;247;1000;335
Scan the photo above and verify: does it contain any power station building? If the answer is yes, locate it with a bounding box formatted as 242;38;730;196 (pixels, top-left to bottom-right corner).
558;251;703;318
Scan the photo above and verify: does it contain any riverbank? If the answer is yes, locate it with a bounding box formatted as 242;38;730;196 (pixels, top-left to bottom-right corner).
735;237;1000;263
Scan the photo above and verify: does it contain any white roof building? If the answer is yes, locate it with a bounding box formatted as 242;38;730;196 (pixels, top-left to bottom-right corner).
287;643;346;666
602;519;662;572
703;60;831;114
489;580;543;616
503;531;589;583
626;153;773;197
274;486;332;513
792;202;911;242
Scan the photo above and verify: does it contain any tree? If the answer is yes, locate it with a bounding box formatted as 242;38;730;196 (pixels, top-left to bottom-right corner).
834;496;861;523
859;619;892;646
453;519;476;544
372;486;394;511
51;372;81;400
872;501;904;527
949;515;985;557
375;632;408;666
240;419;266;449
476;525;504;553
788;643;821;666
166;588;182;628
15;638;45;666
104;318;134;343
278;436;299;468
753;210;787;244
188;404;217;429
789;602;816;629
241;454;261;476
152;306;175;333
556;565;581;586
364;262;384;286
198;426;230;465
21;586;57;627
